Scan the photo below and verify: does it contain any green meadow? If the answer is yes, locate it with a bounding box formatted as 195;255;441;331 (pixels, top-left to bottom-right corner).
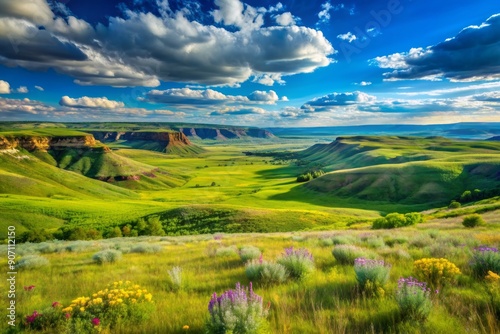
1;129;500;333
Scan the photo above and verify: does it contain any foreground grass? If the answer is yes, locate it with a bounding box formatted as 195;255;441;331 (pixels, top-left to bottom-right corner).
2;223;499;333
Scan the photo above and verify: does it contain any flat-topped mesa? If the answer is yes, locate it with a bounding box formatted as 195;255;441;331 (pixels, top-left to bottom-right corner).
178;127;274;140
91;131;192;145
0;135;100;152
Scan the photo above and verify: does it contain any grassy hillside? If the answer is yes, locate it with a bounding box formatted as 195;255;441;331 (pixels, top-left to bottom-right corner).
2;224;499;333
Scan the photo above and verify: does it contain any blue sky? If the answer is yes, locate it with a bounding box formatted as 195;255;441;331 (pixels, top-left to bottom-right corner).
0;0;499;126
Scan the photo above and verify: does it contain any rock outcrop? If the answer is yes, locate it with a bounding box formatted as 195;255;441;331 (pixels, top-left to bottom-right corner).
0;135;99;151
177;127;274;140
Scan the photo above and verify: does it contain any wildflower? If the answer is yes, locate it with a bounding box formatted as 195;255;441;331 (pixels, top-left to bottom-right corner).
26;311;41;324
64;313;71;320
80;307;85;312
24;285;35;291
92;317;101;326
52;301;61;308
183;325;189;330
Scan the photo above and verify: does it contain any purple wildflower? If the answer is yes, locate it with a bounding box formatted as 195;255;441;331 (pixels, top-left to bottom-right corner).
26;311;41;324
92;318;100;326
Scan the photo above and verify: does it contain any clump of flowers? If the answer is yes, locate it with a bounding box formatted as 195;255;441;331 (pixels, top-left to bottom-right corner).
413;258;461;291
485;271;500;317
470;246;500;278
24;285;36;292
276;247;314;280
245;255;289;285
22;303;67;331
61;281;154;332
354;258;391;297
207;282;269;334
396;277;432;321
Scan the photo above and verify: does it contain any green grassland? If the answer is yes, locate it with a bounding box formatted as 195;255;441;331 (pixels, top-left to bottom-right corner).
0;134;499;241
1;224;499;333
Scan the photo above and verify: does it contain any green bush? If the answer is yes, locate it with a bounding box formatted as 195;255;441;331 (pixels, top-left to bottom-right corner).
372;212;423;229
92;249;122;264
332;245;372;265
462;214;485;228
276;247;315;280
448;201;461;209
16;255;49;270
215;246;239;257
130;243;162;254
239;246;262;263
245;260;288;284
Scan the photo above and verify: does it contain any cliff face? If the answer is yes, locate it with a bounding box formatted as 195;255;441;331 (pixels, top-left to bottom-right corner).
0;135;98;151
91;131;192;145
178;127;274;140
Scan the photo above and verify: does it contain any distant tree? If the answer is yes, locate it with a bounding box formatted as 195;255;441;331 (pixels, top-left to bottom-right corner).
404;212;424;225
462;214;485;228
86;228;102;240
473;189;482;200
211;181;216;186
460;190;472;202
448;201;461;209
145;216;165;236
135;218;147;235
20;229;52;243
106;227;123;238
122;225;131;237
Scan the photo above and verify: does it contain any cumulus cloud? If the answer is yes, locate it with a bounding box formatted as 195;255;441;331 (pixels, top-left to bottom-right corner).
301;91;376;112
210;106;266;115
212;0;264;31
144;88;283;105
337;32;356;43
16;86;28;93
59;96;125;109
247;90;279;103
0;0;334;87
0;97;54;115
35;85;44;91
0;80;10;94
275;12;296;26
144;88;248;105
372;13;500;82
355;81;372;86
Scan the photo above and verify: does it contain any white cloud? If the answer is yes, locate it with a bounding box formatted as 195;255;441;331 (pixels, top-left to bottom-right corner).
248;90;279;103
397;81;500;97
212;0;264;31
0;0;53;25
35;85;44;91
0;80;10;94
0;97;54;115
371;14;500;82
211;106;267;116
144;88;283;105
354;81;372;86
275;12;296;26
0;0;334;87
252;74;285;86
16;86;28;93
268;2;283;13
337;32;356;43
59;96;125;109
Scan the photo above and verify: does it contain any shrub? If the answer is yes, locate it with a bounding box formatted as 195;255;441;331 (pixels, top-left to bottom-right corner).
469;246;500;278
413;258;461;291
215;246;238;257
276;247;315;280
385;236;408;247
462;214;485;228
332;245;371;265
61;281;154;332
92;250;122;264
245;258;288;285
354;258;391;297
396;277;432;321
239;246;262;263
372;212;423;229
207;282;269;334
16;255;49;269
130;243;162;254
167;266;183;291
366;237;386;248
331;235;357;245
448;201;461;209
